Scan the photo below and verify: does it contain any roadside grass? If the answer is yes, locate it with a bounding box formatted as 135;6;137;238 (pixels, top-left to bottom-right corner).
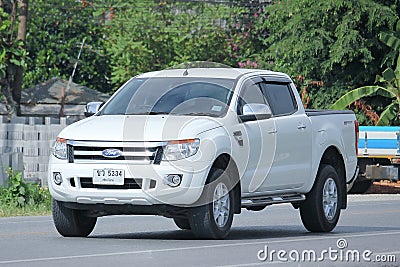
0;168;52;217
0;202;51;217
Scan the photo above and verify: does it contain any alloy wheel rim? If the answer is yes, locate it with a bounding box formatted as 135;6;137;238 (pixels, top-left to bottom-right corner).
212;182;230;227
323;177;338;221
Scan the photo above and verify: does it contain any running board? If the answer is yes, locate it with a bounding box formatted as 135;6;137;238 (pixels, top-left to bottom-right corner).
241;194;306;208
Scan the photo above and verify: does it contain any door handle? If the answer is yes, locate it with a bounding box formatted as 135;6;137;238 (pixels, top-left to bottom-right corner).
267;129;277;134
297;123;307;130
233;131;243;146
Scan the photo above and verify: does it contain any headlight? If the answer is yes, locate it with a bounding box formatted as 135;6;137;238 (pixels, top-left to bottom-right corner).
52;138;67;160
163;139;200;161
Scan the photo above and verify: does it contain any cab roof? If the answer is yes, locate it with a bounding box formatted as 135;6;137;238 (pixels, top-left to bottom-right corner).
136;68;290;80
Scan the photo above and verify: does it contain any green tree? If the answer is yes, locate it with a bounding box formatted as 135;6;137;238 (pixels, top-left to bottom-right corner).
0;0;28;117
25;0;112;93
103;1;264;87
256;0;398;109
332;21;400;125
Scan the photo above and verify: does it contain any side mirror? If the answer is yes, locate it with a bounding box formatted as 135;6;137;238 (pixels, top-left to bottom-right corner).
84;102;104;117
239;103;272;122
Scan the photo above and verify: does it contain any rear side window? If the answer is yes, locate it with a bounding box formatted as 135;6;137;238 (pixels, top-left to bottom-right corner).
263;83;297;116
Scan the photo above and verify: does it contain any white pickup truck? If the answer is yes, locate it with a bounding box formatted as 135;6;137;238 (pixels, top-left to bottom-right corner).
49;68;358;239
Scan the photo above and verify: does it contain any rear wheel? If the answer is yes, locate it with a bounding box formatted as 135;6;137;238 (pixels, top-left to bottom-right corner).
300;164;342;232
188;168;234;239
52;199;97;237
173;218;191;230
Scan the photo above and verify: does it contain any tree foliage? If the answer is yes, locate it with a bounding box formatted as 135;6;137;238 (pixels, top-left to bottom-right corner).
102;1;264;87
26;0;112;93
260;0;397;86
332;21;400;125
0;1;28;117
254;0;399;117
2;0;400;125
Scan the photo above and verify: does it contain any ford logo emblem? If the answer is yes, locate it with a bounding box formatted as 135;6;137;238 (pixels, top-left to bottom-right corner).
102;149;122;158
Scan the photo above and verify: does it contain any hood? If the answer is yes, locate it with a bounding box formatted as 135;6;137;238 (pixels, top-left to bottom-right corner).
58;115;222;141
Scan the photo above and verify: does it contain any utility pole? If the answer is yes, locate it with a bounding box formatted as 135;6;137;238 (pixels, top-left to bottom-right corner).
12;0;28;115
59;38;86;117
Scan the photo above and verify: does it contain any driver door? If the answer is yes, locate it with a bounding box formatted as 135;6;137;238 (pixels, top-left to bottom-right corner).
232;77;277;194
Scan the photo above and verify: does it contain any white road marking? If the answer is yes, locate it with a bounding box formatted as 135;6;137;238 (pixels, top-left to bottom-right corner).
347;201;400;207
0;230;399;265
0;219;51;225
348;195;400;202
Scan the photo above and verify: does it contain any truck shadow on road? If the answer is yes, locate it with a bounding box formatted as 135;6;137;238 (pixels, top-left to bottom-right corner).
89;225;400;241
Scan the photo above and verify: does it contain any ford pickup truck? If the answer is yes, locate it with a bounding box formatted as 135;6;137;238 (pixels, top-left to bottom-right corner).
49;68;359;239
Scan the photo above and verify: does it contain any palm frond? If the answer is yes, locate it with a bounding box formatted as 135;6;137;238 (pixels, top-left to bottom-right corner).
380;32;400;51
331;86;395;110
377;102;398;126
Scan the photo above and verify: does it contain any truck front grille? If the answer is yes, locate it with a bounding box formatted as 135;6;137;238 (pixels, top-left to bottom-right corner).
67;141;165;164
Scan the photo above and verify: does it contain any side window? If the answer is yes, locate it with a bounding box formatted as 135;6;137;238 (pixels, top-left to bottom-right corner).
263;83;297;116
237;79;268;115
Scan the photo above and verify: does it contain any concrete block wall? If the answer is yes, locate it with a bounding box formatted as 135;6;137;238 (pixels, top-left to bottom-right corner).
0;116;74;186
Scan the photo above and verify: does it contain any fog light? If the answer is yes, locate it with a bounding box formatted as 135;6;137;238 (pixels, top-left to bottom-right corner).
163;174;182;187
53;172;63;185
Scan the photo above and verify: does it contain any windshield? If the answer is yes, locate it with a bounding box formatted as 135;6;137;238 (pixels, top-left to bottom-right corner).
100;77;235;117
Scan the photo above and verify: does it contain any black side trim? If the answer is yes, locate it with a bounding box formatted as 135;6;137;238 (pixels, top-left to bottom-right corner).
306;109;355;116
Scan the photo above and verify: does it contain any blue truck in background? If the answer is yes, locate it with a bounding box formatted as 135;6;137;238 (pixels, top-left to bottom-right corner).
353;126;400;193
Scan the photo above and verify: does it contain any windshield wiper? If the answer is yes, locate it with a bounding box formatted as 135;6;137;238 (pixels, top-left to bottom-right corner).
174;112;219;117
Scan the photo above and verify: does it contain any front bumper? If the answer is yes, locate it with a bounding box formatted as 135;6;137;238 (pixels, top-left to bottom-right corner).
48;156;211;207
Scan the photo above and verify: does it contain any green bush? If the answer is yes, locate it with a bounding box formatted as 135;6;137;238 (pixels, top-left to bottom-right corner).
0;168;51;207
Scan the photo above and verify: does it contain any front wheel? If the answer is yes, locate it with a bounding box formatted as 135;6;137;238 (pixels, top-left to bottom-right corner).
300;164;342;232
188;168;234;239
52;199;97;237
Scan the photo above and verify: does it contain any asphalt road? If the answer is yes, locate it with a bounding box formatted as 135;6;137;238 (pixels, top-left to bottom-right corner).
0;195;399;267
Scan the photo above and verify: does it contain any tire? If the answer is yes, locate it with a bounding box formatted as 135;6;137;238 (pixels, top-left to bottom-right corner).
300;164;342;232
52;199;97;237
173;218;191;230
348;179;372;194
188;168;234;239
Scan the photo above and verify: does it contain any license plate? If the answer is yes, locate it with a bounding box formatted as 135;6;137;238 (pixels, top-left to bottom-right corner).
93;169;125;185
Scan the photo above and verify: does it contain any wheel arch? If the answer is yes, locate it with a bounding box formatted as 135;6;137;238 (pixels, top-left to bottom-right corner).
210;153;241;214
317;146;347;209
